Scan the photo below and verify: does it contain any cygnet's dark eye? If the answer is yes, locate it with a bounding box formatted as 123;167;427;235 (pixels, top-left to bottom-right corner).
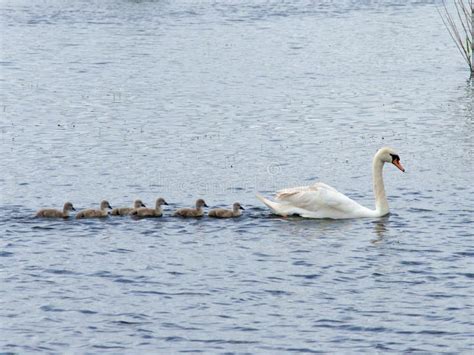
390;153;400;162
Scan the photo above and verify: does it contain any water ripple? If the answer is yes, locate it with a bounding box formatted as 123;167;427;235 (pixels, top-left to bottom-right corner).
0;0;472;353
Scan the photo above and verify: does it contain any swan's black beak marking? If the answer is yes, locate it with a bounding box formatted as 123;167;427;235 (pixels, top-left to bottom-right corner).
390;154;405;172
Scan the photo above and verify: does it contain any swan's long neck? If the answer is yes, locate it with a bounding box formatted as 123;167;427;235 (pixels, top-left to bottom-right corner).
155;203;162;213
373;157;389;216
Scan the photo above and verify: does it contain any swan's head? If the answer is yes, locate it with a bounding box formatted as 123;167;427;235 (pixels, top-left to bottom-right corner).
196;199;208;208
233;202;245;211
64;202;76;211
156;197;168;206
134;199;146;208
101;200;113;210
376;147;405;172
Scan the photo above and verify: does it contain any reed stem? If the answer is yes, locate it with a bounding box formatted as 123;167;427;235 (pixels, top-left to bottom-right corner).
438;0;474;76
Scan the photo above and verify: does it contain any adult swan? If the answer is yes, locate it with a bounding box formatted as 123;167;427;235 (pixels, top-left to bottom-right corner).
256;147;405;219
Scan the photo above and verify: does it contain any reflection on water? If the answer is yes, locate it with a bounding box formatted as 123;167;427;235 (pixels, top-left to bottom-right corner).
1;0;473;353
371;216;390;243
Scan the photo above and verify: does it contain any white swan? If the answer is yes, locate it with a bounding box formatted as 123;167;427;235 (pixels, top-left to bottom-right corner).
256;147;405;219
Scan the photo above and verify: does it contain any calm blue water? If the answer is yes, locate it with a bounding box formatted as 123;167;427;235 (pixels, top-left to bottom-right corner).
1;0;473;353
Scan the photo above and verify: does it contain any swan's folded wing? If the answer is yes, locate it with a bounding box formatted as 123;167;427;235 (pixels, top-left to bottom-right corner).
311;182;338;192
276;185;311;198
275;183;357;213
275;182;338;197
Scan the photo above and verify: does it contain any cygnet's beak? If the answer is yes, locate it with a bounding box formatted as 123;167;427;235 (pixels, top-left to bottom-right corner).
163;201;169;206
141;203;146;207
239;206;245;210
72;207;76;211
392;159;405;172
204;203;209;208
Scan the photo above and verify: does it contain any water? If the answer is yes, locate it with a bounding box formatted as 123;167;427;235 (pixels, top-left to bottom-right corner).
1;0;473;352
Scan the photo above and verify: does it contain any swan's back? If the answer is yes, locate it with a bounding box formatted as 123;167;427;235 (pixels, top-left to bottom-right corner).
174;208;204;218
274;183;372;218
76;208;109;219
36;209;64;218
208;208;234;218
131;207;162;217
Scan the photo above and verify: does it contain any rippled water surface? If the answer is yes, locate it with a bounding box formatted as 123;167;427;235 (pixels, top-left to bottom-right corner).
1;0;473;353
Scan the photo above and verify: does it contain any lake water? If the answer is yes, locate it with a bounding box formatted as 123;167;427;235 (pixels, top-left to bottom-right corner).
1;0;473;353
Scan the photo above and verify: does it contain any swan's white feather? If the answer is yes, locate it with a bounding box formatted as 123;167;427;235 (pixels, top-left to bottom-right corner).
276;182;372;218
258;182;376;219
257;148;402;219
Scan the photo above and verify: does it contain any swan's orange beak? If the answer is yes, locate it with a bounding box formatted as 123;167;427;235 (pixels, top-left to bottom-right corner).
393;159;405;172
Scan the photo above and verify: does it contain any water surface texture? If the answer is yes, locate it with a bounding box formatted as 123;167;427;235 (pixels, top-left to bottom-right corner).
1;0;473;353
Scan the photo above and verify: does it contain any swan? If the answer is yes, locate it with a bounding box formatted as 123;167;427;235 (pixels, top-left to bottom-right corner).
111;199;146;216
256;147;405;219
76;200;112;219
35;202;76;218
130;198;168;217
174;199;208;218
208;202;245;218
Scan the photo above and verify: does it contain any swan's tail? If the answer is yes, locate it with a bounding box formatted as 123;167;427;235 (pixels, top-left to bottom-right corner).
256;194;287;216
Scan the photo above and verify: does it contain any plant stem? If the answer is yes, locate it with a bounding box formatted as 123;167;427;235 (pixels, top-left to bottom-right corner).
471;1;473;75
439;0;473;76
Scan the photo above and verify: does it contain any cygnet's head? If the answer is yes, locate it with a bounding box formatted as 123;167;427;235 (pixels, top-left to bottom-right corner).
233;202;245;211
64;202;76;211
196;199;208;208
156;198;169;206
100;200;113;210
134;199;146;208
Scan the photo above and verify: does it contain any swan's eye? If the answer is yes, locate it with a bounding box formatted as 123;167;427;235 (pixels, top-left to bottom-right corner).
390;153;400;162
